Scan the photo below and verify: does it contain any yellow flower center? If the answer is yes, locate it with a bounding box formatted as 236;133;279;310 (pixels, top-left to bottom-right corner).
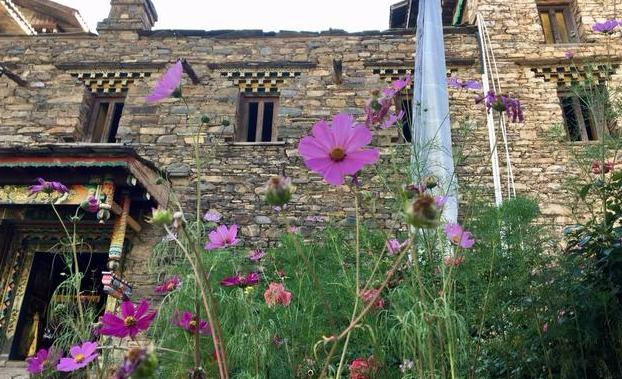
329;148;346;162
189;320;198;329
75;354;85;363
124;316;137;327
451;235;461;244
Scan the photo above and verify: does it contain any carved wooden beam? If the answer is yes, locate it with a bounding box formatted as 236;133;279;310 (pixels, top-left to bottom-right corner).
110;201;142;233
181;59;200;84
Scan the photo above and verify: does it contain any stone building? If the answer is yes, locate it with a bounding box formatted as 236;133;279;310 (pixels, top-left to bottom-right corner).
0;0;620;372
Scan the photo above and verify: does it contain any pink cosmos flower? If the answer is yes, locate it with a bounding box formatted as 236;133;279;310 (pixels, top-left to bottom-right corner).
298;113;380;186
173;311;211;335
264;282;292;307
146;60;183;103
100;299;157;339
386;238;408;256
360;288;385;310
29;177;69;194
391;74;412;92
381;110;405;129
564;51;575;59
27;347;59;375
154;276;181;294
205;224;240;250
248;249;266;262
592;20;620;33
220;272;261;287
56;341;98;372
444;223;475;249
434;195;448;208
203;210;222;223
349;356;377;379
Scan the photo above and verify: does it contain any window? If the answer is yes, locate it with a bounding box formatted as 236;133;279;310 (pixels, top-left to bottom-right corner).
396;94;413;143
236;95;279;142
537;2;578;44
559;89;615;141
85;95;125;143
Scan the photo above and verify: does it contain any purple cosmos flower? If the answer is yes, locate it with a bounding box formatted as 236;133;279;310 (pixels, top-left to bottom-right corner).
220;271;261;287
389;74;412;94
29;177;69;195
27;348;59;375
298;113;380;186
203;210;222;223
365;96;393;126
56;341;98;372
81;195;100;213
386;238;408;256
447;77;482;90
248;249;266;262
434;195;448;208
146;60;183;103
100;299;157;339
476;90;524;123
173;311;211;335
205;224;240;250
444;223;475;249
381;110;405;129
592;20;620;33
154;275;181;294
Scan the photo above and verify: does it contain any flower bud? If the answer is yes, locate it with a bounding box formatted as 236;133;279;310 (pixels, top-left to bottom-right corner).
403;194;441;228
264;176;295;206
201;115;211;124
147;207;174;226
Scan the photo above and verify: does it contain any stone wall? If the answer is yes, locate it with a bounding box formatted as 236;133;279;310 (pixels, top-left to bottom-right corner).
1;0;622;289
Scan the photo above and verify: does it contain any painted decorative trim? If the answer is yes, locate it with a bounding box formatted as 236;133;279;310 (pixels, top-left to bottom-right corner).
530;64;620;87
68;71;152;94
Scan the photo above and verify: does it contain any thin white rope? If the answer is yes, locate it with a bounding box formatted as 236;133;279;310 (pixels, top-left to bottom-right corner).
477;14;503;206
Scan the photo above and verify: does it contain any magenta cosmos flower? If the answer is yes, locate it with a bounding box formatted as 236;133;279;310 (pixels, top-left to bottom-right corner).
264;282;293;307
56;341;98;372
29;177;69;194
81;195;100;213
220;271;261;287
27;347;59;375
145;60;183;103
447;77;482;90
154;275;181;294
100;299;157;339
298;113;380;186
386;238;408;256
380;110;404;129
248;249;266;262
173;311;211;335
205;224;240;250
444;223;475;249
203;210;222;223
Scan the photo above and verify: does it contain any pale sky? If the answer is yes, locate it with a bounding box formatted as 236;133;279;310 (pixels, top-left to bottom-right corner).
55;0;399;33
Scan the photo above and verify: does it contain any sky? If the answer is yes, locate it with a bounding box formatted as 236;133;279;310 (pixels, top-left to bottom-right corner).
55;0;399;33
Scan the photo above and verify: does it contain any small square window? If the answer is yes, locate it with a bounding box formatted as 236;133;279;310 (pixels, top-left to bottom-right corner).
395;94;413;143
85;94;125;143
236;95;279;142
537;2;578;44
559;88;615;142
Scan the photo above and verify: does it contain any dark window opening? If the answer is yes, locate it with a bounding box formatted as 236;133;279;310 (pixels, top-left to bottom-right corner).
9;252;108;360
559;88;615;142
237;95;279;142
396;94;413;143
85;94;126;143
538;2;578;44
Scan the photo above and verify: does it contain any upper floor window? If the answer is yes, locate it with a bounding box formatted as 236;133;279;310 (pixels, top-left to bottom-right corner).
395;94;413;143
236;95;279;142
538;2;578;44
559;88;615;142
85;94;125;143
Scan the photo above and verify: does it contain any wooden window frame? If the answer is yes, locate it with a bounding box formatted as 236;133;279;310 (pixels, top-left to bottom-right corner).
537;1;579;44
85;94;125;143
236;94;279;143
558;88;612;142
395;92;413;143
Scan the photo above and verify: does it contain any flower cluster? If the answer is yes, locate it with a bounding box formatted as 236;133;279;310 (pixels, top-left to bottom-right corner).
476;90;524;123
364;75;410;128
360;288;385;310
349;356;378;379
264;282;293;307
592;159;615;174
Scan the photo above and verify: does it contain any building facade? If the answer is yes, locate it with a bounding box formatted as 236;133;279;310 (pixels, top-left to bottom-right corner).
0;0;620;371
